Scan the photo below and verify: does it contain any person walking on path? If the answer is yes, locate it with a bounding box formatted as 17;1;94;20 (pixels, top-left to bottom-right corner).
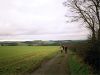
64;46;68;54
60;45;68;54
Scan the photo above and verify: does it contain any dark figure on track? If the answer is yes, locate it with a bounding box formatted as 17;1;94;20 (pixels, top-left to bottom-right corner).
64;46;68;53
60;45;68;54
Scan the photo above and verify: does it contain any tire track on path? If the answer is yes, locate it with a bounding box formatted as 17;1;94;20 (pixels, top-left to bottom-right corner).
31;54;70;75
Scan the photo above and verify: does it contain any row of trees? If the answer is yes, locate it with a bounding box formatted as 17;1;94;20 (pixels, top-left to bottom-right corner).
0;41;60;46
64;0;100;74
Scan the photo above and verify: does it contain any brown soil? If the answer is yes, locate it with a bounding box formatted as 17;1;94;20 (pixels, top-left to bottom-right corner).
31;53;70;75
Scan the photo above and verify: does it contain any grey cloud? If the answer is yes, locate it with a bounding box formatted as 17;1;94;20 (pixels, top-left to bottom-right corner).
0;0;89;41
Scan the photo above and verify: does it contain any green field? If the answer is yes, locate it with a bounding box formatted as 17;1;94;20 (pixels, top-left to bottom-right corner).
0;46;59;75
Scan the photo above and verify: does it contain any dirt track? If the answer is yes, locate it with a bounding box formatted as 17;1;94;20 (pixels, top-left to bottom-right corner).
31;53;70;75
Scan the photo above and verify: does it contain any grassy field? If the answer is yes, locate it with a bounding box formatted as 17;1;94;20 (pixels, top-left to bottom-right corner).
0;46;59;75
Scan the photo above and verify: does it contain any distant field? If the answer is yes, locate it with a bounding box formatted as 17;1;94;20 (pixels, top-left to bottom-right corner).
0;46;59;75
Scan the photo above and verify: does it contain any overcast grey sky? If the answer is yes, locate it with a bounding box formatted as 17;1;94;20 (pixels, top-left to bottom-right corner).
0;0;89;41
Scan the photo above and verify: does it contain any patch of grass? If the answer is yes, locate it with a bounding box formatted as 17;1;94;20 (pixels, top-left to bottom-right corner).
68;51;90;75
0;46;59;75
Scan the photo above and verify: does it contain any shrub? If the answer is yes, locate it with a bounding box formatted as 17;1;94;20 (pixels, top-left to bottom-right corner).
84;42;100;74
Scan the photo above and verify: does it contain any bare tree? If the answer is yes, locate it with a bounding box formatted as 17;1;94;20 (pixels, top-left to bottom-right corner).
64;0;100;42
64;0;100;72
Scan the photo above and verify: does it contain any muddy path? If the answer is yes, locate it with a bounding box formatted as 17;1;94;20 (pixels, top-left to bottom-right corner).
31;53;70;75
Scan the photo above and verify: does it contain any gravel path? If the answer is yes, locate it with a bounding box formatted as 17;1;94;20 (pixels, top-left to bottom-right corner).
31;53;70;75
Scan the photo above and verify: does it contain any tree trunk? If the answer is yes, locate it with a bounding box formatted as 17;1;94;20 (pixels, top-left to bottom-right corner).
91;28;96;43
98;29;100;41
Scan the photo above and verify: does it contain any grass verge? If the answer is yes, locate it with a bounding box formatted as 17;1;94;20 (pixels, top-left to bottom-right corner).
68;51;90;75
